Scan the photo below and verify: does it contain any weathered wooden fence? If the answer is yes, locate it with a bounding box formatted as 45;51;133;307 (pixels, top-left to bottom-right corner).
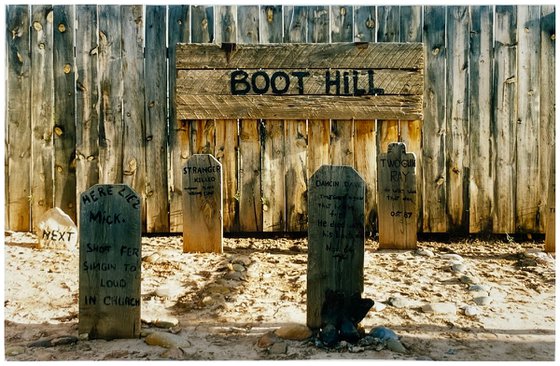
5;5;556;235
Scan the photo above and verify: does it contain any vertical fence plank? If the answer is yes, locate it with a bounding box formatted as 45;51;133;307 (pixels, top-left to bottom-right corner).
98;5;123;184
354;120;378;234
262;121;286;232
493;6;517;234
516;6;542;233
308;5;329;43
540;5;555;234
354;5;376;42
53;5;76;222
215;119;239;232
423;6;448;232
215;5;236;44
469;6;494;233
145;5;169;233
399;5;424;232
284;6;307;43
260;5;282;43
285;120;308;232
376;6;400;165
75;5;99;209
331;5;353;42
239;120;263;232
446;6;470;232
307;120;330;179
169;5;191;232
30;5;54;228
121;5;146;230
330;120;354;166
238;5;259;43
6;5;32;231
191;5;213;43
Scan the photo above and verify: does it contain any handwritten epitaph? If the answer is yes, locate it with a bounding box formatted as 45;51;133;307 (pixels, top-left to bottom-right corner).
182;154;223;253
307;165;365;329
377;142;417;249
79;184;141;339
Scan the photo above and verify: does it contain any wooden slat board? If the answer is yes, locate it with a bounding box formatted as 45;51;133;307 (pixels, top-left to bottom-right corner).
6;5;32;231
191;5;213;43
331;6;353;42
260;5;282;43
493;6;517;233
215;5;236;44
307;165;365;329
354;6;375;42
307;120;331;179
422;6;448;232
168;5;191;232
215;119;239;232
354;121;378;234
53;5;76;222
239;120;263;232
145;5;169;232
182;155;223;253
31;5;55;229
283;6;307;43
75;5;99;211
238;5;259;44
545;151;555;252
330;120;354;166
262;121;286;231
309;5;329;43
285;120;308;231
446;6;469;232
468;6;494;233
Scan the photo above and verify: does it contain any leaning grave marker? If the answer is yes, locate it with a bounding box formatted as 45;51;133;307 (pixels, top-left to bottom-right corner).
182;154;223;253
79;184;142;339
307;165;365;329
377;142;418;249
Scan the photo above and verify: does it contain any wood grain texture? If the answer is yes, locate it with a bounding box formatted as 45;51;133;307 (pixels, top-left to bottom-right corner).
79;184;142;340
121;5;146;230
283;5;307;43
191;5;213;43
544;150;555;252
215;5;236;44
176;43;424;70
422;6;448;233
6;5;32;231
239;120;263;232
31;5;55;229
468;6;494;233
330;120;354;166
354;120;377;234
262;121;286;231
145;5;169;232
215;119;239;232
168;5;191;232
308;5;329;43
377;142;417;249
307;165;365;329
182;155;223;253
237;5;259;44
493;6;517;234
260;5;282;43
446;6;469;233
307;120;330;179
331;6;353;42
285;120;308;232
354;6;375;42
53;5;76;222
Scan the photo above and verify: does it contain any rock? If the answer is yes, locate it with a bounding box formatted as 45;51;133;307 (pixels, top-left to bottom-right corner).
232;255;252;266
224;271;246;281
369;326;398;341
450;263;467;273
50;336;78;346
160;347;185;359
257;331;278;348
232;263;246;272
357;336;377;347
468;284;491;293
387;296;418;309
205;284;231;295
155;282;183;298
319;324;338;347
154;317;179;329
441;253;464;262
269;342;288;355
28;338;53;348
144;252;161;264
145;332;190;349
463;305;480;317
459;275;477;284
372;301;387;312
387;339;407;353
78;333;89;341
35;207;78;250
275;324;312;341
6;345;25;356
35;350;56;361
421;302;457;314
349;345;365;353
473;296;493;306
416;248;435;257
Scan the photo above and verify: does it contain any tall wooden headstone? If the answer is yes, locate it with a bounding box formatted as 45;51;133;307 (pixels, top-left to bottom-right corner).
79;184;142;340
182;154;223;253
377;142;418;249
307;165;365;329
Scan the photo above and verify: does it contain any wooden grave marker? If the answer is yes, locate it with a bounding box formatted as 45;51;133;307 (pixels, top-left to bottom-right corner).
79;184;142;339
182;154;223;253
377;142;417;249
307;165;365;329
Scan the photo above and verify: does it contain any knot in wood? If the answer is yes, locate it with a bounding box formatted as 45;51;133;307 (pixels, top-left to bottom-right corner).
340;7;347;16
266;7;274;23
63;64;72;74
33;21;43;32
58;23;66;33
365;17;375;29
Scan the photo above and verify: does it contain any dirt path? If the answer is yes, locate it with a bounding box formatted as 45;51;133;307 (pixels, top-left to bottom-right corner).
3;232;555;361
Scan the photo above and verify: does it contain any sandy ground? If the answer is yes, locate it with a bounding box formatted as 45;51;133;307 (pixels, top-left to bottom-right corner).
3;231;556;361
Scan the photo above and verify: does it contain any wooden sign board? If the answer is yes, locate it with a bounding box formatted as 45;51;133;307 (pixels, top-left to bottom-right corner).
176;42;424;120
377;142;417;249
79;184;141;340
182;154;223;253
307;165;365;329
